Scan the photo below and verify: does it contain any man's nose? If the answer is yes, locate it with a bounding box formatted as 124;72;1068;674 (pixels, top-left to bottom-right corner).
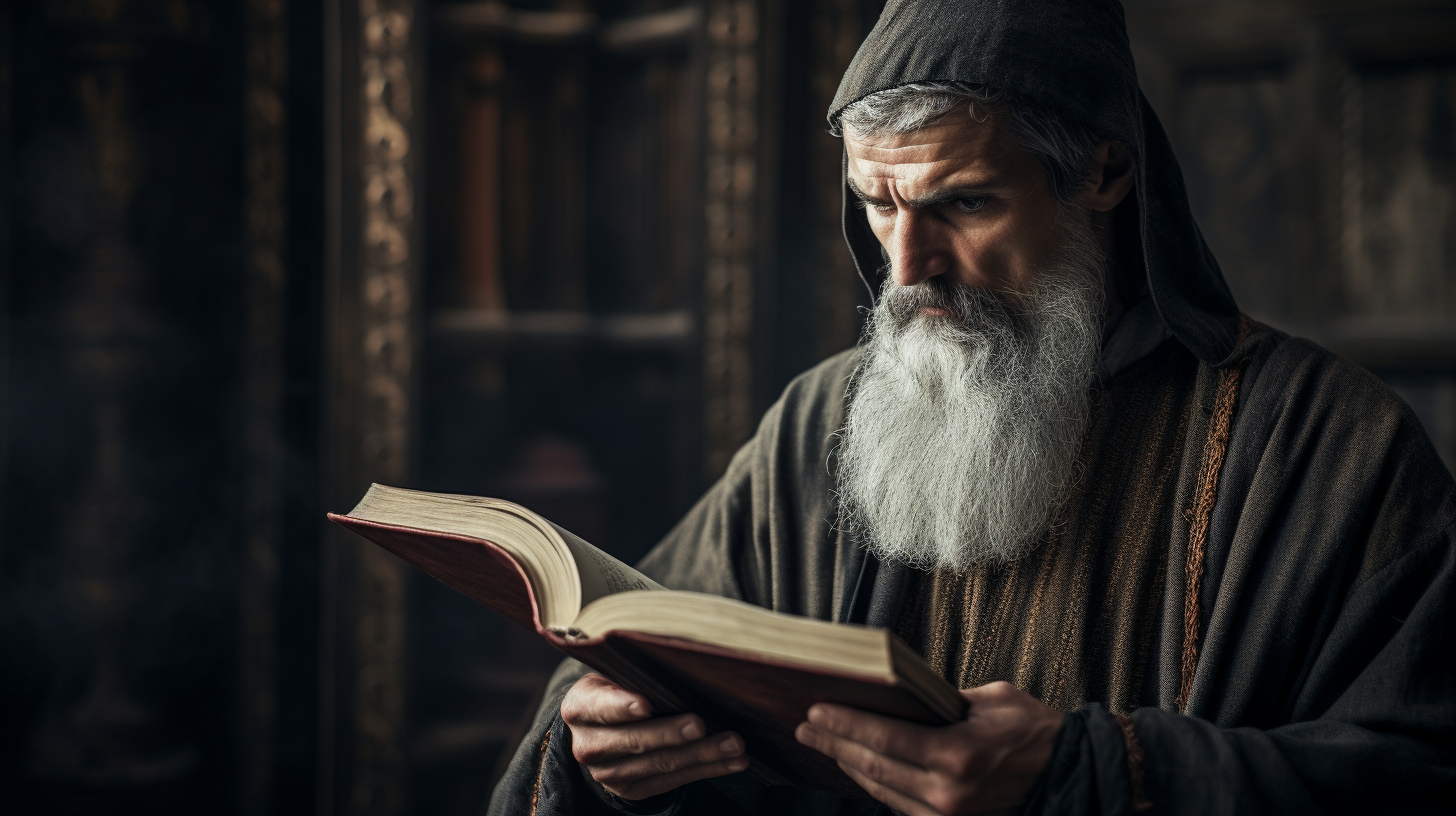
888;210;949;287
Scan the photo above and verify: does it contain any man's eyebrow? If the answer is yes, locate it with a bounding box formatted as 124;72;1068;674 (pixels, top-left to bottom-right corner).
847;178;998;209
846;178;890;206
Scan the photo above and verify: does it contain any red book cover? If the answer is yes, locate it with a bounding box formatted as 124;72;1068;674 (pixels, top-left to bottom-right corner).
329;512;962;798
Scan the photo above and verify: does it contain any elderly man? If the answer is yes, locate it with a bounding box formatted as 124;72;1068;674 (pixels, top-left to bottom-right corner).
490;1;1456;814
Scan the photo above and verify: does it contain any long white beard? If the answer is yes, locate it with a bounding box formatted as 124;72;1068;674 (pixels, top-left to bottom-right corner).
835;215;1107;570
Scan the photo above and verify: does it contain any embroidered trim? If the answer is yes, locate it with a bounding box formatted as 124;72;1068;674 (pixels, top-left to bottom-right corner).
530;728;553;815
1177;316;1253;713
1115;713;1152;812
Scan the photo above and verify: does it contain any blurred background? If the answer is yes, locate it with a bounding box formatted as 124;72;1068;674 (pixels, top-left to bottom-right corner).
1;0;1453;814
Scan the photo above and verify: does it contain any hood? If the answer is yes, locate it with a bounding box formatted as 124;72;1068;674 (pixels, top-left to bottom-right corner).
829;0;1242;366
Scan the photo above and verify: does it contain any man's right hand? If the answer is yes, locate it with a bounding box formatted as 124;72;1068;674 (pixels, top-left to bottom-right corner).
561;672;749;801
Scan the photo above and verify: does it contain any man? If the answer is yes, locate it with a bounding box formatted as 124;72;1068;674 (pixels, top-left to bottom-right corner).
490;1;1456;814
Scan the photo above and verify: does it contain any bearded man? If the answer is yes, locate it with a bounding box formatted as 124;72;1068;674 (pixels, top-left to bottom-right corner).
489;1;1456;814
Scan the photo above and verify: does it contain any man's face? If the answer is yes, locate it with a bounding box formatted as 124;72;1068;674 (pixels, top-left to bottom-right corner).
845;112;1067;304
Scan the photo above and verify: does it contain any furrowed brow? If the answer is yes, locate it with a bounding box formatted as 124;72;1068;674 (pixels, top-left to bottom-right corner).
846;178;891;207
903;185;995;209
847;177;998;210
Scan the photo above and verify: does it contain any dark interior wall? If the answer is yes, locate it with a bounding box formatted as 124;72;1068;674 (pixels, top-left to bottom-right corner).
2;0;248;812
0;1;326;815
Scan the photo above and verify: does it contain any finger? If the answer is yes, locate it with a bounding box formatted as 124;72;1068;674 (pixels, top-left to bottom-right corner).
572;713;709;764
805;703;939;767
562;674;654;726
593;731;745;786
960;680;1018;706
796;722;934;797
838;763;942;816
606;753;751;801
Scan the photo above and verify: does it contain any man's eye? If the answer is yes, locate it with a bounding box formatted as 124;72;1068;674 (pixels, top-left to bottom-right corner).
955;198;987;213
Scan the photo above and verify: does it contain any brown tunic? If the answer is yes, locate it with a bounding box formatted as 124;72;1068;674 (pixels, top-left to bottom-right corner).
896;339;1201;714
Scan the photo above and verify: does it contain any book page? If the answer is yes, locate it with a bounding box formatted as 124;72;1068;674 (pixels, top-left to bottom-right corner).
550;522;664;606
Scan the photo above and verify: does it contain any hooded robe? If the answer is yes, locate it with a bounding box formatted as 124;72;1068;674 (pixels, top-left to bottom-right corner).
488;2;1456;813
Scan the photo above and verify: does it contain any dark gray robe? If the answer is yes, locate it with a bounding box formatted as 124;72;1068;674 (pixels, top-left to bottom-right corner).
488;323;1456;815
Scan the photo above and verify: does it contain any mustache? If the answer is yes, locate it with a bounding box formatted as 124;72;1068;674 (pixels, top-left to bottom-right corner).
874;275;1027;338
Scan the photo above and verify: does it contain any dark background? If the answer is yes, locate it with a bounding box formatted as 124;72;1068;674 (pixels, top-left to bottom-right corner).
1;1;1453;815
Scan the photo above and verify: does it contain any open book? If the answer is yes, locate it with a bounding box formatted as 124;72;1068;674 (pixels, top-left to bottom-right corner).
329;483;965;798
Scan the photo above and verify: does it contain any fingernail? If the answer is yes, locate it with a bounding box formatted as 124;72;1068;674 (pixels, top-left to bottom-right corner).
728;757;749;772
628;701;642;715
719;735;741;755
681;720;704;740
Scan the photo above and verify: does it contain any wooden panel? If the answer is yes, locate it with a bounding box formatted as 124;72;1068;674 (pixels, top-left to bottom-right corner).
1344;61;1456;319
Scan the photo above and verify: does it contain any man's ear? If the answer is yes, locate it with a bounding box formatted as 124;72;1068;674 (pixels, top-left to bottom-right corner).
1081;140;1135;213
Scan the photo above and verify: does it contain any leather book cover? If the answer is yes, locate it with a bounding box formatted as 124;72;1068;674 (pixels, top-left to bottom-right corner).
327;513;541;629
329;513;951;799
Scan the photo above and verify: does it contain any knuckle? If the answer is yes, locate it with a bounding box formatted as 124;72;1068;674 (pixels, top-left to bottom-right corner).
621;730;645;755
942;749;976;778
560;697;583;724
985;680;1016;699
587;764;615;785
646;751;677;776
925;789;962;816
866;731;892;755
570;733;598;764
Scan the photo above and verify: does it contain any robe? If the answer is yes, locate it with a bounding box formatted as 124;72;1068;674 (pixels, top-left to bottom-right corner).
487;320;1456;815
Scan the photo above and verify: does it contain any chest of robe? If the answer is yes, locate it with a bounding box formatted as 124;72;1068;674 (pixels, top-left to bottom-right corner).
896;340;1202;714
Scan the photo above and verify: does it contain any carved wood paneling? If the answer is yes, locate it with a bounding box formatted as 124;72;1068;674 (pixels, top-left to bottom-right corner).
324;0;417;812
702;0;760;480
351;0;415;812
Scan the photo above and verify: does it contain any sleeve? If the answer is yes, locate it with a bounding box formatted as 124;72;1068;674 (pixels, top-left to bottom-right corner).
485;658;693;816
1027;524;1456;816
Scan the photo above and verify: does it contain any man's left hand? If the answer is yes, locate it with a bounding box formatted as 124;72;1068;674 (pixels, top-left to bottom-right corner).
794;681;1063;816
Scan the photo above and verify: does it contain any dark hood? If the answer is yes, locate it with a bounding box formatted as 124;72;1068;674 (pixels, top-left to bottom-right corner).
829;0;1242;366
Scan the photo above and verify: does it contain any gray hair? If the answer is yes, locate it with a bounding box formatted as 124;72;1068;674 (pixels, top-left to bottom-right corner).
832;82;1103;206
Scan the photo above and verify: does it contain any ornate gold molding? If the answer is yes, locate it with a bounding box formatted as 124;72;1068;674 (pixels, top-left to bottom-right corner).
348;0;415;813
702;0;760;481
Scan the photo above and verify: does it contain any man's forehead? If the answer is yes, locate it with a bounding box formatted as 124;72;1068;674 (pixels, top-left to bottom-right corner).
845;115;1016;189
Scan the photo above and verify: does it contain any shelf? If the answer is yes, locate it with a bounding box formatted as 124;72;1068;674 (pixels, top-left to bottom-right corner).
432;308;695;350
436;3;700;52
